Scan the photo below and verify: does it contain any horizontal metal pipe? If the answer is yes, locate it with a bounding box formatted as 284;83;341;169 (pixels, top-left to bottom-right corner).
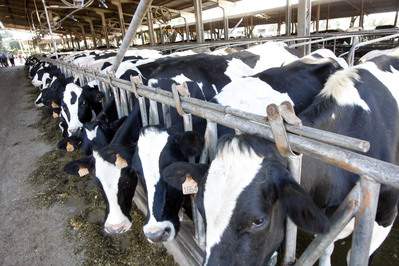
43;59;399;189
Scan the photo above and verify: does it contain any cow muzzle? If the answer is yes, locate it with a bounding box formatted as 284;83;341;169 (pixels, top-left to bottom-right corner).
143;221;175;243
104;222;132;235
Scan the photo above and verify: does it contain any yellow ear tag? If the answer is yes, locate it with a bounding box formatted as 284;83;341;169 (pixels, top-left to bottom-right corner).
115;154;128;169
78;167;89;177
182;175;198;195
66;142;75;152
52;112;59;119
51;101;59;108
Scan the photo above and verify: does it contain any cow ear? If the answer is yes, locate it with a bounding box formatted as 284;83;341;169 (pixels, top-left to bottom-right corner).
57;137;81;152
277;177;330;234
161;162;209;191
64;156;95;177
177;131;205;159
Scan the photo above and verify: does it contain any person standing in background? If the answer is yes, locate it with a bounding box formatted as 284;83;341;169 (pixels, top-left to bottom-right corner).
9;53;15;67
0;53;6;67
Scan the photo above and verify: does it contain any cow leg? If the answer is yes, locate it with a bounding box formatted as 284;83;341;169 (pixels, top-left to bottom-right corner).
346;221;393;264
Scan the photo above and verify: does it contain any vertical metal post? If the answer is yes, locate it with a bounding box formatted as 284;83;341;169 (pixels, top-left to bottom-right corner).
297;0;312;55
159;24;165;44
286;0;291;36
147;10;156;45
130;76;149;127
69;32;75;50
80;25;88;50
112;0;155;73
316;4;321;33
41;0;58;58
86;18;97;49
193;0;204;43
349;177;380;266
171;83;206;249
221;7;229;40
326;4;330;30
76;35;81;50
149;100;160;125
140;30;145;45
295;182;361;266
113;0;126;37
111;84;123;118
119;88;130;117
162;104;172;128
64;34;71;50
266;103;303;266
98;12;110;49
284;154;303;265
359;0;365;28
182;16;190;42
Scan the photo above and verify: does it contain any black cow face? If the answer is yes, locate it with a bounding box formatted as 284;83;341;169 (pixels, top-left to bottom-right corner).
162;134;330;265
134;127;204;242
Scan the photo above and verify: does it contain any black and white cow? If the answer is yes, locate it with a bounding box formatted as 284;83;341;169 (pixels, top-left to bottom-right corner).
64;103;142;234
60;82;104;137
58;99;126;154
161;51;399;265
31;63;54;87
63;50;343;239
135;55;344;243
115;42;299;91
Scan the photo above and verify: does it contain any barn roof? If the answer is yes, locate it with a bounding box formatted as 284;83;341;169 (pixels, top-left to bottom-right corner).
0;0;397;35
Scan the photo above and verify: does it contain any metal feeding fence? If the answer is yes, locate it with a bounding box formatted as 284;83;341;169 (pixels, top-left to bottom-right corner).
42;35;399;266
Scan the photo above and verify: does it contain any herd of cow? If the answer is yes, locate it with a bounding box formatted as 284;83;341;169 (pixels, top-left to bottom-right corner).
25;42;399;266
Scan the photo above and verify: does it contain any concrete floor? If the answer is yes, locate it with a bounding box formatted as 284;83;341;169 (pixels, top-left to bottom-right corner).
0;66;83;266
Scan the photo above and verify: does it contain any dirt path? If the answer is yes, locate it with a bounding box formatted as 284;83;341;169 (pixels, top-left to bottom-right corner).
0;67;84;266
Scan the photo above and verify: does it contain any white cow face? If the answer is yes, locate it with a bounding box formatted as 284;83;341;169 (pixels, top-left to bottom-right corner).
64;148;139;234
161;134;330;266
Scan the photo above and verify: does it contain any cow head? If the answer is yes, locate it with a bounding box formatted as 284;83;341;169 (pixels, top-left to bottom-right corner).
60;83;104;137
162;134;330;265
133;127;204;242
64;105;141;234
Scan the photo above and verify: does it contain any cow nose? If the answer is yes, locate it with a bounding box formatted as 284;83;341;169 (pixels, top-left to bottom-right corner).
104;223;131;235
144;227;171;243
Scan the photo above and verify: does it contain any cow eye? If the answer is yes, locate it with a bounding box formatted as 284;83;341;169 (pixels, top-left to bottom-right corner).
249;217;267;231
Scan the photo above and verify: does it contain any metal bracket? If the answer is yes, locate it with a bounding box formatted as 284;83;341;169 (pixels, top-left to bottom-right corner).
130;75;143;99
266;102;302;158
130;75;148;127
172;82;190;117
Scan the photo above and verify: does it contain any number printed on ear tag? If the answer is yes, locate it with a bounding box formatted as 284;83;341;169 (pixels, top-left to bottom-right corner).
182;175;198;195
78;167;89;177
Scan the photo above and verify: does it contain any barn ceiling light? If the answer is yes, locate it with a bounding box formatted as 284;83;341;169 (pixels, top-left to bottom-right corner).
99;0;108;8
